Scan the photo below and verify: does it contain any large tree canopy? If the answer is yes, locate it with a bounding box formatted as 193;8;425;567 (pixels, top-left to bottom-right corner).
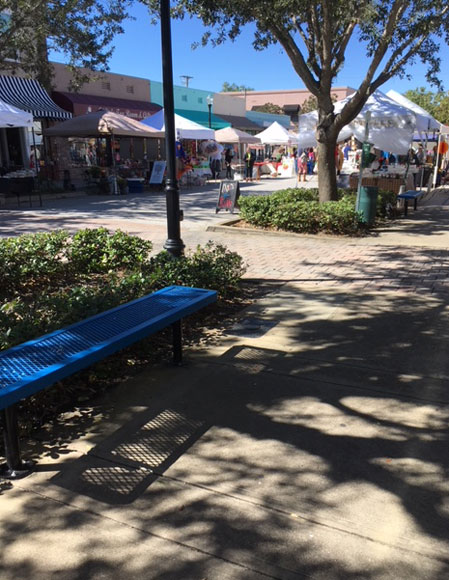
222;81;254;92
0;0;132;89
145;0;449;201
405;87;449;126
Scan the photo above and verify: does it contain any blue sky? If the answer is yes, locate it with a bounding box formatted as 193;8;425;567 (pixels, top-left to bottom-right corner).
53;4;448;96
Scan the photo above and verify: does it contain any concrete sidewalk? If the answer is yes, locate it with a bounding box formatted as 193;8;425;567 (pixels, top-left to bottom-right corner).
1;182;449;579
2;287;449;578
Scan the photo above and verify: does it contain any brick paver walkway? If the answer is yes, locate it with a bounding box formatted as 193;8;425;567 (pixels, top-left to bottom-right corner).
2;181;449;296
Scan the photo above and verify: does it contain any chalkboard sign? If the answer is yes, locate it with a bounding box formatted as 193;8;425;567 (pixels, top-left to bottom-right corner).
216;180;240;213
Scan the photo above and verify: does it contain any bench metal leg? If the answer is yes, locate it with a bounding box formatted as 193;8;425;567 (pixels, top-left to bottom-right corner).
414;198;418;211
172;320;183;365
1;406;33;479
404;200;409;216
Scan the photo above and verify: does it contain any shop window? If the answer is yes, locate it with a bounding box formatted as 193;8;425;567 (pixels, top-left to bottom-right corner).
126;85;134;94
198;97;203;104
101;81;111;91
181;95;188;102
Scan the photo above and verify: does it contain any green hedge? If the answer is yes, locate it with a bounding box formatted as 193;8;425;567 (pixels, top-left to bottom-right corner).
239;187;396;235
239;188;365;235
0;230;245;350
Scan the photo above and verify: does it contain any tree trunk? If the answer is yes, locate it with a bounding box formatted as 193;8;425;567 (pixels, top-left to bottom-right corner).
317;139;338;202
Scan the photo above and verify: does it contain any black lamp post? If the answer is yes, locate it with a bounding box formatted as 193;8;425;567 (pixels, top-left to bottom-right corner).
206;94;213;129
160;0;184;257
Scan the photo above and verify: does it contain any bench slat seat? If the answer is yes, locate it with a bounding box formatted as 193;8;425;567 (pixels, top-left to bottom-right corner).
0;285;216;410
397;190;424;215
0;285;216;477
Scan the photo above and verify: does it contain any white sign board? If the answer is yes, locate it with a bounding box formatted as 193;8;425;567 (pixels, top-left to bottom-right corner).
149;160;166;184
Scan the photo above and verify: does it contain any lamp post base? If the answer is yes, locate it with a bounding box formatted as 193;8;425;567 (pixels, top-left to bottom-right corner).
164;238;185;257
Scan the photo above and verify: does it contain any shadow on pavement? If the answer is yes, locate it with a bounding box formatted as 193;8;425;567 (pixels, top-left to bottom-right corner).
1;285;449;578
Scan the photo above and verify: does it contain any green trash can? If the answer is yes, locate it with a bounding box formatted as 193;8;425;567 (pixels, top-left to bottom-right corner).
358;186;378;224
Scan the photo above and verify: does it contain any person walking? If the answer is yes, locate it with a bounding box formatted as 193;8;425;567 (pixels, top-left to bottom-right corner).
243;147;255;182
209;146;223;180
225;147;233;179
297;150;308;182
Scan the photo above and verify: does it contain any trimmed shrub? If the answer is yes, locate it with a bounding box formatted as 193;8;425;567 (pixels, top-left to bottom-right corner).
68;227;153;273
0;230;246;350
239;188;364;235
146;242;246;297
0;231;69;297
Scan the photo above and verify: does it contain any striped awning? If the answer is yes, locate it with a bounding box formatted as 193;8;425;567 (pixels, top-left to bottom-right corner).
0;75;71;120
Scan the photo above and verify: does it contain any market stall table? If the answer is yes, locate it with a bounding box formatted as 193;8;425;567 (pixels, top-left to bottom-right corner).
349;171;414;194
254;161;279;180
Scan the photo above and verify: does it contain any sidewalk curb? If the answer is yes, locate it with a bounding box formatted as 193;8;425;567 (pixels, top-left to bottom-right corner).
206;220;361;242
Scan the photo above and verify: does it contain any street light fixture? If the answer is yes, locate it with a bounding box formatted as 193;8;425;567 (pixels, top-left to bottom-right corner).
160;0;184;258
206;94;213;129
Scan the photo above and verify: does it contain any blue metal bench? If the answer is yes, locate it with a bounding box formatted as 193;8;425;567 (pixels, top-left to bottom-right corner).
0;285;217;478
397;190;424;216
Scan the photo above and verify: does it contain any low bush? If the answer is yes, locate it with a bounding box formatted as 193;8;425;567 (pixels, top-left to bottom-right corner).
239;187;365;235
0;231;70;297
147;242;246;296
68;227;153;274
0;230;246;351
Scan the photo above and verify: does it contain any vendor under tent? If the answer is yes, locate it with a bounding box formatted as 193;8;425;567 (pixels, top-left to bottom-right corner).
215;126;262;176
44;110;164;192
142;109;214;140
0;101;35;199
0;99;34;178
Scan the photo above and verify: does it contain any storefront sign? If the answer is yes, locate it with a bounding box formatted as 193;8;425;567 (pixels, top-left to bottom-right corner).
216;180;240;213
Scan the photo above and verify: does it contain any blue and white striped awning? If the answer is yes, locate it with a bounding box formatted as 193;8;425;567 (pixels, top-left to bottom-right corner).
0;75;71;120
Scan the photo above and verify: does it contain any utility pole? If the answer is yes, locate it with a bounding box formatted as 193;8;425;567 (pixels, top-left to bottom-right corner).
180;75;193;88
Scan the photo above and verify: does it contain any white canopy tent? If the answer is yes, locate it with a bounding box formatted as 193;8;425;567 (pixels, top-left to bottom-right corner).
386;90;441;133
215;126;262;165
385;90;443;187
0;99;33;128
298;90;417;154
142;109;215;140
255;121;293;145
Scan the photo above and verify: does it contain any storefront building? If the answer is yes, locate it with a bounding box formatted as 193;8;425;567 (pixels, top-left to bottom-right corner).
0;74;71;171
48;63;163;179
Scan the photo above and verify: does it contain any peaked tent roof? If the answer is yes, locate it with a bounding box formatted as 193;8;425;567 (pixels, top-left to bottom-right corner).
215;126;261;144
386;89;442;132
0;75;71;120
43;110;164;138
0;98;33;128
298;90;417;154
254;121;292;144
142;109;214;139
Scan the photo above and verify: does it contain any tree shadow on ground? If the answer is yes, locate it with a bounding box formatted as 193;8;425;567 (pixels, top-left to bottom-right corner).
1;286;449;579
